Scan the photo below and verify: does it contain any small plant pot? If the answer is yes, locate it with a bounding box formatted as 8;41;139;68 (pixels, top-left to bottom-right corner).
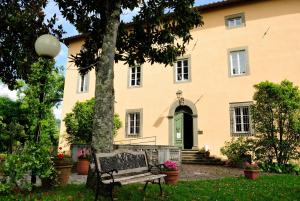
162;170;180;185
244;170;260;180
77;159;90;175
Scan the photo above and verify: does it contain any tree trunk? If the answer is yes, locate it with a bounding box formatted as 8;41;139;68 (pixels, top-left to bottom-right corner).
86;0;121;190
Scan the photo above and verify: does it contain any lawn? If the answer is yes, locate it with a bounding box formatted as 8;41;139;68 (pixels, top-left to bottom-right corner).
1;175;299;201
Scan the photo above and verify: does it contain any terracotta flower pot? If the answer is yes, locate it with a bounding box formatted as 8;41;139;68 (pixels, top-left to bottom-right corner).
162;170;179;185
244;170;260;180
54;160;72;186
77;159;90;175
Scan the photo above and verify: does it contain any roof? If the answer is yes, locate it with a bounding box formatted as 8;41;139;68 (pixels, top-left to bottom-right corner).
64;0;257;44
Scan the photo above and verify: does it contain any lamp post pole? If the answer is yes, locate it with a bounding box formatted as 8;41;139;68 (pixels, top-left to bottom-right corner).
31;34;60;184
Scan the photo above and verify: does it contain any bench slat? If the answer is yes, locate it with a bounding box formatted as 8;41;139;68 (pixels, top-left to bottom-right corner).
103;174;167;185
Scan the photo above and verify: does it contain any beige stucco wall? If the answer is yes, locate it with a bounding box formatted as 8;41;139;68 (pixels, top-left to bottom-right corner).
59;0;300;157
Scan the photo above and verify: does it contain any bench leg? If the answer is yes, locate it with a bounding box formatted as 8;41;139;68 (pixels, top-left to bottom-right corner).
158;178;163;196
95;180;100;201
109;184;114;201
143;181;149;192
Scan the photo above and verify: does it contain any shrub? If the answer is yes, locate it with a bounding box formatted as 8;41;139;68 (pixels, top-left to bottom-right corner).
220;137;252;167
0;142;55;193
64;98;122;144
259;162;300;175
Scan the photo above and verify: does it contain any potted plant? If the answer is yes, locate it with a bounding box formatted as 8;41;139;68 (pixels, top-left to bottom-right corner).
243;162;260;180
52;147;72;186
161;160;179;185
76;147;91;175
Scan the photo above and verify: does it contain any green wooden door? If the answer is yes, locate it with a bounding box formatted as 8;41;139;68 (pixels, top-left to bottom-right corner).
174;113;184;147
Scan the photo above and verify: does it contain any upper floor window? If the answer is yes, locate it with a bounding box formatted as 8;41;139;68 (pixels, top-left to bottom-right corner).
129;66;141;87
230;102;253;136
175;58;191;83
125;109;142;137
229;48;249;76
77;72;89;93
225;13;245;29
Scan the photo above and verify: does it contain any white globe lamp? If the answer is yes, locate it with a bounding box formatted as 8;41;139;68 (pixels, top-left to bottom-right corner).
34;34;61;58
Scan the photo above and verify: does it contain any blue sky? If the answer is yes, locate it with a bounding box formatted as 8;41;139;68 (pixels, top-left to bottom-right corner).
0;0;220;119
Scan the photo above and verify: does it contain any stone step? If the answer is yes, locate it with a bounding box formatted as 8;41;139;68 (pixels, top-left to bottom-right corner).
182;160;225;165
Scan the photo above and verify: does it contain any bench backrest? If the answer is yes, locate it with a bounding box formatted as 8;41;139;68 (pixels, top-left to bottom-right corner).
94;150;149;176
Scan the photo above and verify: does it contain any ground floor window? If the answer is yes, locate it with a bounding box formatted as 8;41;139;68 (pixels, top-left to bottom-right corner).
125;109;142;137
230;102;252;136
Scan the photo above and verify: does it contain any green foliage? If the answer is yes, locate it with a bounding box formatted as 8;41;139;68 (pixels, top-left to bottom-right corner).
0;142;54;193
19;58;64;145
220;137;252;166
0;97;28;153
1;176;300;201
259;162;300;175
64;98;122;144
113;114;122;136
0;0;64;89
251;80;300;165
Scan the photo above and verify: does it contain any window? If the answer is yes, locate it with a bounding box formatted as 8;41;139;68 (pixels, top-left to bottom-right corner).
175;58;190;83
230;102;253;136
129;66;141;87
77;73;89;93
228;48;249;76
225;13;245;29
125;109;142;137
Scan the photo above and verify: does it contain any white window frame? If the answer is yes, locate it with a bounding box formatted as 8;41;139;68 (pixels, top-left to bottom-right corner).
129;65;141;87
175;58;190;83
125;109;143;137
228;17;242;28
228;47;249;77
225;13;245;29
233;106;250;133
230;50;246;76
230;102;253;136
77;73;89;93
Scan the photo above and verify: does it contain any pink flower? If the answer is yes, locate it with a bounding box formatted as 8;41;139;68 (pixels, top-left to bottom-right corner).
164;160;178;171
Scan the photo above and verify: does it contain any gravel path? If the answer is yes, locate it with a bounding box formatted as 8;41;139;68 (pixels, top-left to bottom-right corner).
69;164;244;184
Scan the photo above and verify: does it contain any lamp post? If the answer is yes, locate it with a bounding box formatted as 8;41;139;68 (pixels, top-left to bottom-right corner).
33;34;60;143
31;34;60;184
176;90;184;105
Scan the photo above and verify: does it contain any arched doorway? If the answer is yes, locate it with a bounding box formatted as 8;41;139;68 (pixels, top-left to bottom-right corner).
168;99;198;150
174;106;193;149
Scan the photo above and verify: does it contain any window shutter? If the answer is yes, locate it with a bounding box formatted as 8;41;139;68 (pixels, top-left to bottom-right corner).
76;73;81;93
84;73;89;92
229;106;234;135
125;113;128;137
249;105;255;135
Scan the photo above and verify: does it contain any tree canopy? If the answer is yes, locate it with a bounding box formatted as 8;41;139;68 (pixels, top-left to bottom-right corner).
0;0;63;89
56;0;203;152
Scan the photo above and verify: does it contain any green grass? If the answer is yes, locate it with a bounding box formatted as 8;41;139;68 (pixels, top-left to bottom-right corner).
1;175;299;201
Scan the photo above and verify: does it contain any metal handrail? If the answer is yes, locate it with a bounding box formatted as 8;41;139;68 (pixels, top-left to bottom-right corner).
114;136;156;146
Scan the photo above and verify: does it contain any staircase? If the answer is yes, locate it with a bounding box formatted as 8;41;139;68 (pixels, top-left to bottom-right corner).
181;150;224;165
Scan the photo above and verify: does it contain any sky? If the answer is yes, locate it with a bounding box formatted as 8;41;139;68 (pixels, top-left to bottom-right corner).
0;0;220;119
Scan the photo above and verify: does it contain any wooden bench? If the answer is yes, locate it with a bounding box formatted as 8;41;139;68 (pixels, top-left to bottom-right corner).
92;149;166;201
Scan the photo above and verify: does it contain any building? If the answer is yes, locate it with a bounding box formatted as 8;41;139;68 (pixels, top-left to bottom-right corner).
59;0;300;157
